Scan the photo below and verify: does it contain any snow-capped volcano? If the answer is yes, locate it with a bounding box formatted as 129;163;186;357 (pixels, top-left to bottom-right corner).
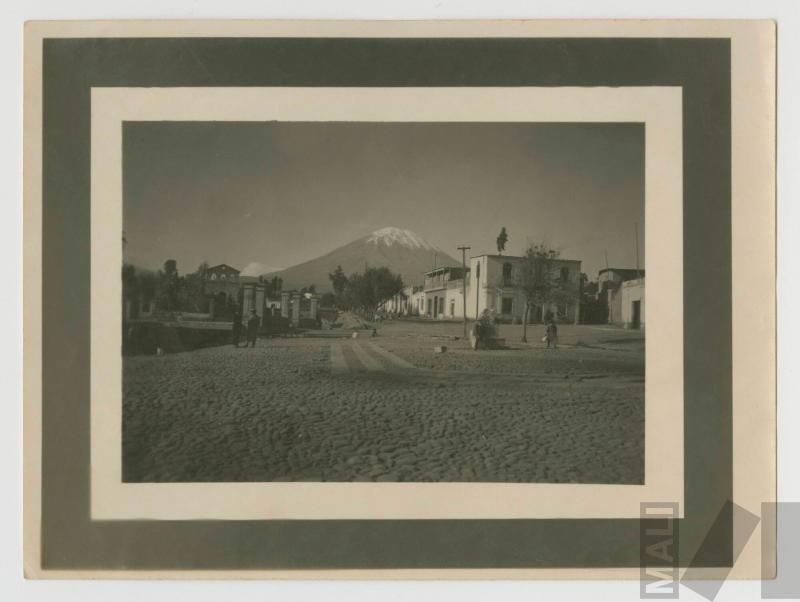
366;227;436;250
262;227;457;292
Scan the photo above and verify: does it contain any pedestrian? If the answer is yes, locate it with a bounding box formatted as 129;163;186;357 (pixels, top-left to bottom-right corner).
231;309;242;347
545;318;558;350
470;319;482;351
246;309;260;348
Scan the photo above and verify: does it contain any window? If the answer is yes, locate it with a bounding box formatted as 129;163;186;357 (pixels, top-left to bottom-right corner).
450;300;455;316
502;297;513;315
502;262;513;285
560;267;570;282
210;273;217;280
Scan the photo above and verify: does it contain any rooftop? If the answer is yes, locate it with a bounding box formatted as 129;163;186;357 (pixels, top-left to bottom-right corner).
206;263;240;273
599;267;645;277
470;253;581;263
424;265;470;277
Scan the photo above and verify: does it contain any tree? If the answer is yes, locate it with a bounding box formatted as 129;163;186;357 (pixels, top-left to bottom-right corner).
328;265;349;308
122;263;137;298
177;262;210;312
121;263;158;318
320;292;336;308
496;227;508;255
517;243;577;342
163;259;177;276
264;276;283;298
341;266;403;317
580;273;599;298
329;265;348;296
158;259;180;311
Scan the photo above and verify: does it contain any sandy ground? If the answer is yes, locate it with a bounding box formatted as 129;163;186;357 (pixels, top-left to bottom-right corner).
123;319;644;484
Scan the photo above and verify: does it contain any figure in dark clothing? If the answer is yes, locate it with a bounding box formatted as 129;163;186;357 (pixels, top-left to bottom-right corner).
231;310;242;347
545;319;558;350
246;310;260;348
470;320;481;350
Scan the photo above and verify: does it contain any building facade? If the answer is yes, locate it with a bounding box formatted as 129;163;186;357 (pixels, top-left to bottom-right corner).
467;255;581;324
416;255;582;323
382;285;424;316
619;278;645;329
467;254;582;324
600;267;645;327
598;267;644;292
203;263;241;301
422;266;470;319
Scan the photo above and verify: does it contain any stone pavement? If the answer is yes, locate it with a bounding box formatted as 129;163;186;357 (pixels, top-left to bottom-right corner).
330;340;415;374
122;336;644;484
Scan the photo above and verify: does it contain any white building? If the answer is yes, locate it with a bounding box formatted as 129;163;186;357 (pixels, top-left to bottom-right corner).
467;254;581;323
599;268;645;327
381;285;425;316
422;266;470;319
418;254;582;324
619;278;645;329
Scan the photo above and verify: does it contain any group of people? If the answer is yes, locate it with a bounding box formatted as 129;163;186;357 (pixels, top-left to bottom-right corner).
231;309;261;348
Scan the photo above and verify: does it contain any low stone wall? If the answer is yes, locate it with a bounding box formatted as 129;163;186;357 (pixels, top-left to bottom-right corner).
260;315;292;334
123;322;232;355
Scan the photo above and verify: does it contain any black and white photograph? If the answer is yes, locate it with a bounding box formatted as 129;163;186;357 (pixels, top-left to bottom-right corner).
121;120;646;484
19;16;780;587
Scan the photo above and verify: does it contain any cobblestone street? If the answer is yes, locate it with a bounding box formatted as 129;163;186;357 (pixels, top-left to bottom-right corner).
123;325;644;484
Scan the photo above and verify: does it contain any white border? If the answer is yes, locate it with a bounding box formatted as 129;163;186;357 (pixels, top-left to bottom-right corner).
90;86;684;521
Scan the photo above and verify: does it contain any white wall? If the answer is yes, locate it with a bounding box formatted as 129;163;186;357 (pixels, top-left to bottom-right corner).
620;278;645;328
467;255;581;323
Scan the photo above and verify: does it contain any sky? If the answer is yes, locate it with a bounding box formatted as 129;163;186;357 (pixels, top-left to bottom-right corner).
123;121;645;279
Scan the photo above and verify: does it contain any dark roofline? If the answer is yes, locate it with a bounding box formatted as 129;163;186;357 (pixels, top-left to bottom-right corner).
470;253;581;263
424;265;470;276
599;267;645;275
207;263;240;273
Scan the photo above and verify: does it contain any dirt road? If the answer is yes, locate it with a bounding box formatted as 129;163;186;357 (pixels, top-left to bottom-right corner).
123;329;644;484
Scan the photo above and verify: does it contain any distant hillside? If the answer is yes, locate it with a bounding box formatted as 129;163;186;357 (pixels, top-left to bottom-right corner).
263;227;458;292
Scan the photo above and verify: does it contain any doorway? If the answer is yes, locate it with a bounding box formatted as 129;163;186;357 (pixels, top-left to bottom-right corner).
631;300;641;329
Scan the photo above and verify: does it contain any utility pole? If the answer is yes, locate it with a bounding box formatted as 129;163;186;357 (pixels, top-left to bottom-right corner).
634;221;641;279
604;249;611;324
457;245;471;339
475;261;481;319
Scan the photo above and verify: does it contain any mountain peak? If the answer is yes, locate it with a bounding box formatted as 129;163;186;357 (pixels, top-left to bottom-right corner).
366;227;434;250
263;227;457;292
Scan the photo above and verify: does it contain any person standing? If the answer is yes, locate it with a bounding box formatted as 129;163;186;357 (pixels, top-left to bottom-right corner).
470;319;482;351
231;310;242;348
246;309;260;348
545;318;558;350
